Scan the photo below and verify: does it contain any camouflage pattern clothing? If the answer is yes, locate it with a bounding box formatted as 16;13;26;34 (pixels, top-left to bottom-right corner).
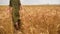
10;0;21;30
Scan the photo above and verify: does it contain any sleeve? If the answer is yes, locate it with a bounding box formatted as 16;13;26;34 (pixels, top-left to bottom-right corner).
9;0;12;7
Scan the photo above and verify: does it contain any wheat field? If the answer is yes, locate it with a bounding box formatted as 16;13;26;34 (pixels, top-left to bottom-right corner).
0;5;60;34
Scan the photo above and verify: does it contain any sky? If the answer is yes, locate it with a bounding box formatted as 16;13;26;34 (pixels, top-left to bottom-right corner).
0;0;60;5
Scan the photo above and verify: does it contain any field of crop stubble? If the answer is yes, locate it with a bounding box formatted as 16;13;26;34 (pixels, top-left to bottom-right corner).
0;5;60;34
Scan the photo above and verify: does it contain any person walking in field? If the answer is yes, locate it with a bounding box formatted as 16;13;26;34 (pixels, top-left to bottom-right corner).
9;0;21;30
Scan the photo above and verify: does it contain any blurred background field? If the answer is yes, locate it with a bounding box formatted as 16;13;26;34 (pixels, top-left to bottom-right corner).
0;5;60;34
